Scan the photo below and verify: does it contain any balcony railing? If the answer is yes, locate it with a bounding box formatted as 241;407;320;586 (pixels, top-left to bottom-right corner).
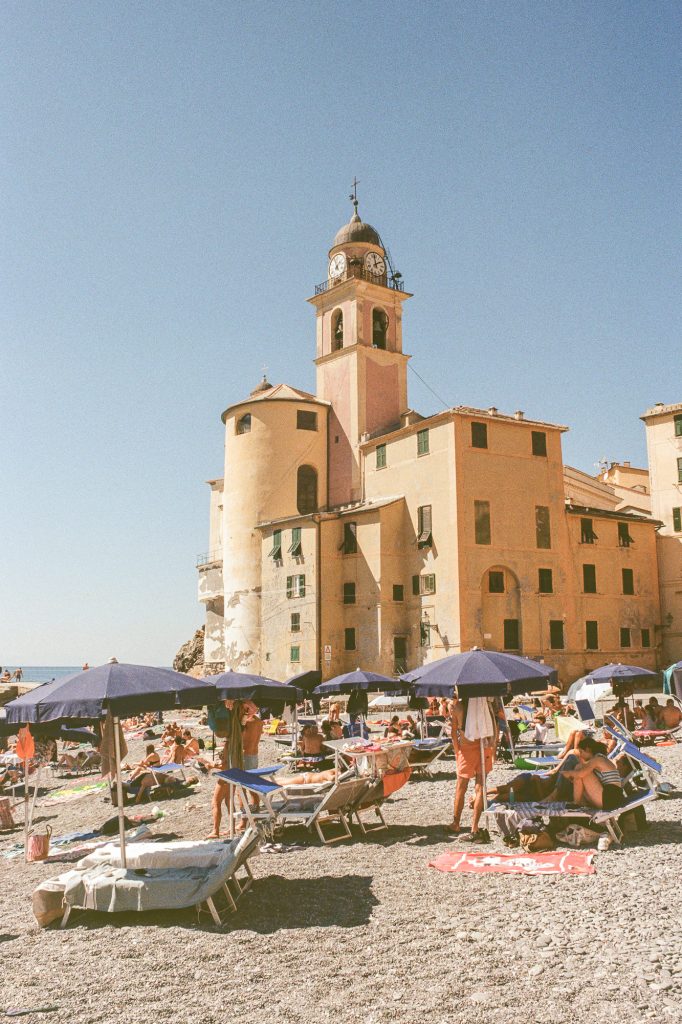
196;550;222;568
314;266;406;296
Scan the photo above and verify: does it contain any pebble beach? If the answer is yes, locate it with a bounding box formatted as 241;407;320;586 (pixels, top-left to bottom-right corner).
1;728;682;1024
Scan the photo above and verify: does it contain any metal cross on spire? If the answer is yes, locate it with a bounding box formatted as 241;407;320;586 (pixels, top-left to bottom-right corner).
349;176;360;213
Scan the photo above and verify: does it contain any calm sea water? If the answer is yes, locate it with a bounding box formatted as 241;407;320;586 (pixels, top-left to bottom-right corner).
2;667;82;684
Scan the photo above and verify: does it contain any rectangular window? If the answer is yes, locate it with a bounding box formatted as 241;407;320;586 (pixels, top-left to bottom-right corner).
417;504;433;548
536;506;551;549
288;527;302;557
549;620;565;649
618;522;634;547
471;422;488;449
417;429;430;456
413;574;436;596
290;612;300;633
290;645;300;663
538;568;553;594
376;443;386;469
641;628;651;648
586;620;599;650
393;636;407;673
475;500;491;545
678;457;682;484
296;410;317;431
343;582;356;604
620;627;631;648
344;627;356;651
531;431;547;457
674;507;682;533
340;521;357;554
580;517;598;544
420;621;431;648
503;619;520;650
583;564;597;593
675;414;682;437
286;574;305;599
392;584;404;602
488;571;505;593
268;529;282;560
622;568;634;595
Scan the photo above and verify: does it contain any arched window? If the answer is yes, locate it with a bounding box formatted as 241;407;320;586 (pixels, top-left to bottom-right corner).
236;413;251;435
332;309;344;350
297;465;318;515
372;308;388;349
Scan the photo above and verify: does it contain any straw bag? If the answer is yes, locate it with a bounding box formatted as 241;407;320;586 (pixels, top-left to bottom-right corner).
27;825;52;862
519;830;555;852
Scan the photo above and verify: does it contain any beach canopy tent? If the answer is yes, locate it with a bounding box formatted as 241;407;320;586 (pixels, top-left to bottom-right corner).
403;648;558;699
663;663;681;695
5;663;218;724
671;664;682;701
4;662;221;868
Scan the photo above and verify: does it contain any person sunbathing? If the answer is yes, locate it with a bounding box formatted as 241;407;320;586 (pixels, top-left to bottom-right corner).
644;698;663;730
529;714;548;745
182;730;200;756
321;719;344;741
299;724;324;756
551;736;624;810
127;744;161;781
662;699;682;729
163;736;187;765
383;716;401;738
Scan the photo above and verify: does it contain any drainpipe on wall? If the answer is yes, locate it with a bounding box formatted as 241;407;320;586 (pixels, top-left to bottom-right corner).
315;514;322;679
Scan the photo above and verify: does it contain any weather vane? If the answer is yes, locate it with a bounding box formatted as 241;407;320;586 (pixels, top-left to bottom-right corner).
349;176;360;213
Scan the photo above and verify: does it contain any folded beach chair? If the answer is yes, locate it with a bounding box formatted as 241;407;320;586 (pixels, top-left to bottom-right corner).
408;738;451;777
215;767;367;843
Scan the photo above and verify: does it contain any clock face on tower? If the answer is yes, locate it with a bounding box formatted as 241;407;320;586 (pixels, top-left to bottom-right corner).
328;253;347;279
365;251;386;276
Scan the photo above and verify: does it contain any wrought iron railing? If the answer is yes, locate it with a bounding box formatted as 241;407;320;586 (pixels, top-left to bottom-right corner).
314;266;406;296
196;550;222;568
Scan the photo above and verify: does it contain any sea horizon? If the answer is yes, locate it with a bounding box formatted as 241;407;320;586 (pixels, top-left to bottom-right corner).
1;665;170;685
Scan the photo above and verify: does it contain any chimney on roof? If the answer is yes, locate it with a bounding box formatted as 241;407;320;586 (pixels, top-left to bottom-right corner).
488;407;498;416
622;461;631;468
514;410;524;420
655;402;664;408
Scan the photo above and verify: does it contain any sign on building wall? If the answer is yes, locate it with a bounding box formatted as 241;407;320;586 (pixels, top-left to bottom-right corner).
324;644;332;664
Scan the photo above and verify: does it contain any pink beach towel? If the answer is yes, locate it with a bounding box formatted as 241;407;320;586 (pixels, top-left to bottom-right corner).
428;850;595;876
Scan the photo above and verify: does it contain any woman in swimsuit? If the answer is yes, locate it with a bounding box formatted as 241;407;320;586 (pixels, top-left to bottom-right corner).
561;735;624;810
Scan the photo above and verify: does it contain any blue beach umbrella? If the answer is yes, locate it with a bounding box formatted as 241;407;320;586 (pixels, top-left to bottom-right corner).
313;669;405;695
206;670;301;706
402;648;558;699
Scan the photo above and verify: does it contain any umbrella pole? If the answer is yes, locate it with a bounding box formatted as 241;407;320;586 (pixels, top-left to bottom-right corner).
23;757;29;862
28;765;41;833
292;703;299;753
112;715;127;869
479;737;489;836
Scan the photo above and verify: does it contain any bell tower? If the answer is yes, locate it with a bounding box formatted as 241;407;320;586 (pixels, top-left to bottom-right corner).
308;191;411;506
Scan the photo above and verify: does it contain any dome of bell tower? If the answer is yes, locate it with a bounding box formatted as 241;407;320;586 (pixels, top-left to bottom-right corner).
333;208;382;248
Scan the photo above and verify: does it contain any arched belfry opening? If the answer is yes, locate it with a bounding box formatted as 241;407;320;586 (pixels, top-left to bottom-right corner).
297;465;318;515
236;413;251;434
372;308;388;349
332;309;344;350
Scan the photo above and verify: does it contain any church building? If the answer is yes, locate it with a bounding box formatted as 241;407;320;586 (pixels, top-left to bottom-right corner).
197;200;664;685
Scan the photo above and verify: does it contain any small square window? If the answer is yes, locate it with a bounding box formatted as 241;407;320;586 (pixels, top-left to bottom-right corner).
417;505;433;548
503;619;520;650
549;620;564;650
580;518;598;544
296;410;317;431
269;529;282;560
290;612;300;633
488;571;505;593
678;457;682;484
287;574;305;599
622;568;634;595
673;507;682;533
620;627;631;649
343;582;356;604
538;568;553;594
536;506;551;549
583;564;597;594
376;444;386;469
290;645;301;663
413;574;436;596
392;584;404;602
531;431;547;457
340;522;357;554
417;429;430;456
618;522;634;547
288;527;302;557
586;620;599;650
641;628;651;648
471;422;488;449
344;627;356;651
475;500;491;545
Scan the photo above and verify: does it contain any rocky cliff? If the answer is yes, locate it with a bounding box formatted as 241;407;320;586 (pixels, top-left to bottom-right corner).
173;627;205;677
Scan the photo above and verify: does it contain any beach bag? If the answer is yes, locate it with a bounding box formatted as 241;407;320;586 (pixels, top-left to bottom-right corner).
556;824;600;848
27;825;52;862
207;703;231;738
519;829;555;853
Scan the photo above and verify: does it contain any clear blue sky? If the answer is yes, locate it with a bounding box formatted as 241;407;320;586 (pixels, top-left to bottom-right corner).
2;1;680;666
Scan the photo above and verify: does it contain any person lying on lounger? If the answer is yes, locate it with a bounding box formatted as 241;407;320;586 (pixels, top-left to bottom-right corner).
544;736;624;810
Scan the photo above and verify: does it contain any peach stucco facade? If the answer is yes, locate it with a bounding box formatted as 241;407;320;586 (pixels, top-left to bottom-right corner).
198;202;673;687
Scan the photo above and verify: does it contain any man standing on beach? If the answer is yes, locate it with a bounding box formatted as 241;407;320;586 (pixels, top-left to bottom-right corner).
449;696;498;842
208;700;263;837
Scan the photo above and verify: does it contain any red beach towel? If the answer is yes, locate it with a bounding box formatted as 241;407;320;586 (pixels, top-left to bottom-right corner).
428;850;595;876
